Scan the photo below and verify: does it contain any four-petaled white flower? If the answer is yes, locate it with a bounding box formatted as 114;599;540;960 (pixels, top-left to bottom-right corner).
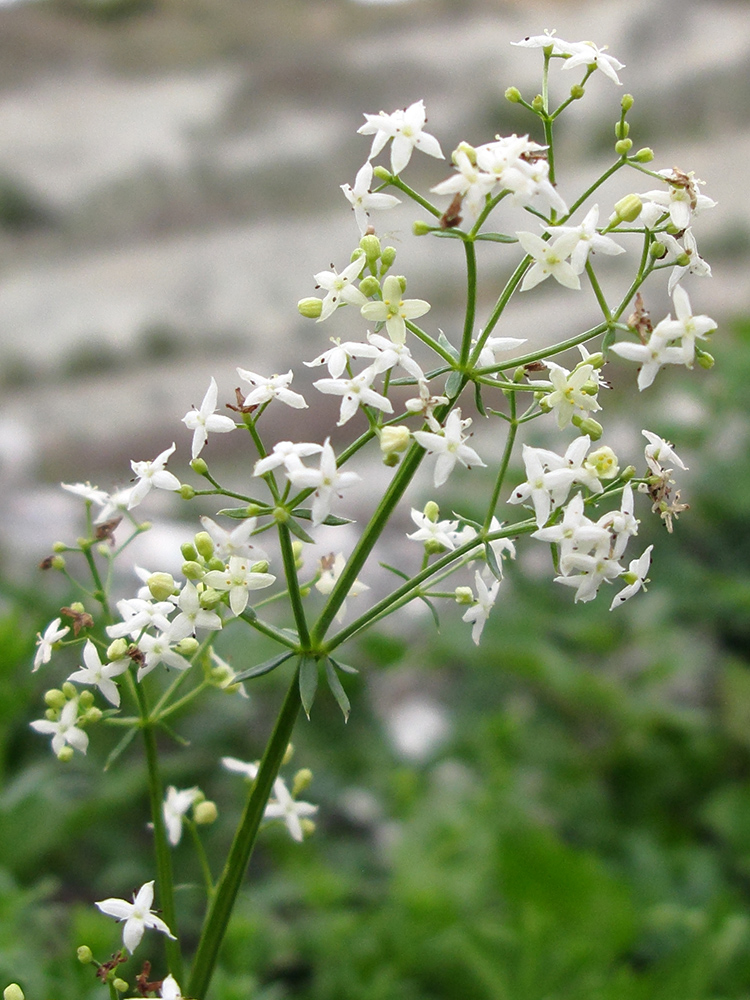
264;775;318;843
529;361;602;429
129;444;181;509
358;99;444;175
341;160;401;235
610;545;653;610
136;633;192;681
561;40;625;86
61;481;110;506
67;640;130;707
284;438;361;527
30;698;89;756
199;515;270;562
237;369;307;410
462;570;500;645
507;443;579;527
609;334;685;391
511;30;574;55
517;231;581;291
33;617;70;672
182;377;236;460
163;785;202;846
649;285;716;366
360;274;431;346
407;508;460;550
642;430;687;475
545;205;625;274
95;880;176;954
532;493;610;561
431;147;496;220
203;557;276;617
304;338;381;379
167;581;223;641
413;409;486;488
641;169;716;231
314;257;368;322
252;441;324;478
313;368;394;426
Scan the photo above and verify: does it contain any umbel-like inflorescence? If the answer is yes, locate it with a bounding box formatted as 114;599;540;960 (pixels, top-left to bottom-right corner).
23;29;715;1000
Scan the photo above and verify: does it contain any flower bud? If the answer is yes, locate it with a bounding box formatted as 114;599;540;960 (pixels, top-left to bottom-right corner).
674;251;691;267
359;234;381;263
57;746;75;763
62;681;76;699
44;708;58;722
505;86;522;103
299;585;311;597
194;800;218;825
50;555;66;571
199;587;222;609
112;979;128;994
615;138;633;155
283;743;295;765
585;446;619;480
531;94;544;112
4;985;25;1000
77;946;94;964
52;541;67;552
292;540;304;569
175;637;199;657
297;297;323;319
182;560;205;581
251;560;269;574
394;274;407;293
696;349;715;370
273;506;289;524
45;688;66;710
632;147;654;163
571;415;604;441
358;275;380;298
380;425;411;462
107;638;129;660
300;818;316;837
373;165;391;182
83;707;103;725
207;557;226;572
190;458;209;477
454;141;477;166
194;531;215;561
79;690;95;709
454;586;474;605
569;83;585;100
292;768;313;796
69;602;85;615
412;220;432;236
621;93;634;112
147;572;177;602
620;465;637;481
423;500;440;523
381;246;397;269
649;241;667;259
383;452;399;467
615;120;630;139
179;484;195;500
612;194;642;223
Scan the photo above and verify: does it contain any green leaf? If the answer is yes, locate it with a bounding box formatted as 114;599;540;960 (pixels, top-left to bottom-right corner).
379;561;410;581
429;228;467;240
292;508;354;526
217;505;268;519
475;232;517;243
104;725;139;771
474;380;487;417
325;658;350;722
157;720;190;747
420;595;441;630
445;369;463;399
329;656;359;675
484;541;504;582
298;656;319;718
602;327;617;353
437;331;460;361
284;518;316;544
233;651;295;683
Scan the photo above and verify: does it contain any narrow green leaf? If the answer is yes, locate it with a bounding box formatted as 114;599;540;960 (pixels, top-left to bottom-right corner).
104;725;139;771
158;720;190;747
420;595;441;630
217;506;269;519
437;331;460;361
445;369;463;399
484;542;504;582
429;228;467;240
475;232;517;243
233;651;295;683
602;327;617;353
474;381;487;417
292;508;354;526
453;511;482;531
284;518;316;544
298;656;318;718
379;561;410;581
329;657;358;675
324;659;350;722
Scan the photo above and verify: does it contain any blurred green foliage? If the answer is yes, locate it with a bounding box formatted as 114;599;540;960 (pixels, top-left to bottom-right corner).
2;321;750;999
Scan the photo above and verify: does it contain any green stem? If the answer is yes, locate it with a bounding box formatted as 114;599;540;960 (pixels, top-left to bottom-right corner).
187;671;302;1000
277;523;311;647
186;820;215;898
459;239;478;366
585;260;612;322
483;395;518;530
471;256;531;357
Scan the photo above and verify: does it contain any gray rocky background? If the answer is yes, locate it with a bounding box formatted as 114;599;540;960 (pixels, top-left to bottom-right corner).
0;0;745;570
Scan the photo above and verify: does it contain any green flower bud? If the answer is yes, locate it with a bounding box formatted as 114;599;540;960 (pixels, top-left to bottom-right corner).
612;193;642;223
632;147;654;163
531;94;544;112
175;637;199;657
44;708;58;722
620;465;637;482
181;541;198;561
649;241;668;259
380;425;411;461
383;453;399;467
57;746;74;763
179;484;195;500
358;275;380;298
621;93;634;112
50;555;66;571
615;138;633;155
424;540;446;555
77;945;94;964
505;86;522;103
182;560;205;581
79;690;95;709
297;296;323;319
300;818;316;837
45;688;66;710
292;540;304;569
373;165;391;182
107;638;129;660
194;531;214;561
380;246;397;270
615;120;630;139
394;274;407;293
696;349;715;370
206;556;226;572
52;541;67;552
292;768;313;796
359;234;381;263
412;220;432;236
570;83;585;100
454;586;474;605
283;742;295;765
62;681;76;699
571;415;604;441
69;602;85;614
299;585;311;597
193;800;218;825
199;587;222;609
585;445;619;480
251;560;269;574
112;979;128;994
190;458;209;477
83;707;103;725
423;500;440;523
454;140;476;165
147;572;177;602
674;251;691;267
4;984;25;1000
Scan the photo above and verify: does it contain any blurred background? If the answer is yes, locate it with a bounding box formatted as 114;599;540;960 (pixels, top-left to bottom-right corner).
2;0;750;998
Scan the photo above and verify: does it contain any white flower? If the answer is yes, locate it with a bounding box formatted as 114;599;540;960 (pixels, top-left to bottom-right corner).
221;756;259;780
304;338;381;378
203;557;276;617
406;508;460;550
136;633;192;681
67;640;129;707
650;285;716;366
366;332;426;381
404;379;448;431
511;30;575;55
264;775;318;842
561;40;625;85
642;430;688;475
529;361;602;429
610;545;653;610
462;571;500;645
609;334;685;390
517;231;581;291
199;515;270;562
431;147;496;220
341;160;401;234
182;377;236;460
476;335;527;370
33;617;70;672
555;550;624;603
314;553;369;623
284;438;360;527
30;698;88;756
412;409;486;488
358;99;444;175
360;274;431;346
61;481;109;506
596;483;639;560
95;487;135;524
314;257;368;322
507;444;578;527
313;368;394;426
167;581;223;641
163;786;201;846
532;493;610;561
237;369;307;409
641;169;716;231
657;229;712;294
545;206;625;274
95;881;176;954
161;974;184;1000
106;598;175;640
129;444;181;509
